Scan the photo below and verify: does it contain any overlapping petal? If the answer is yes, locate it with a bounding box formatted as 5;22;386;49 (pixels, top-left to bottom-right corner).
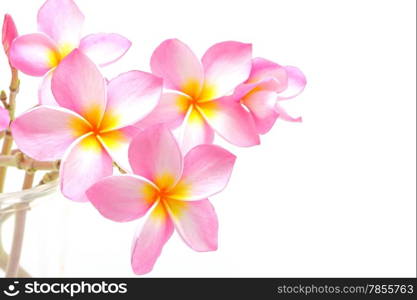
247;57;288;93
101;71;162;131
79;33;131;67
180;108;214;155
87;175;157;222
242;90;279;134
131;201;174;275
151;39;204;98
136;92;190;130
128;126;182;190
199;96;260;147
37;0;84;53
9;33;59;76
169;145;236;201
11;106;90;161
38;70;58;105
60;134;113;202
51;50;106;126
165;198;218;251
200;41;252;100
277;66;307;100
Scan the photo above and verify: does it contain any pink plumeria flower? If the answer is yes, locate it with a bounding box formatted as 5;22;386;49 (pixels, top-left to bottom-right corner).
87;126;236;274
138;39;260;153
11;50;162;201
0;107;10;132
234;57;307;134
2;14;18;59
9;0;131;105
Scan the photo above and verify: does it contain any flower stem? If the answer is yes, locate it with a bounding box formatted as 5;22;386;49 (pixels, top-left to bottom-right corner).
5;171;34;278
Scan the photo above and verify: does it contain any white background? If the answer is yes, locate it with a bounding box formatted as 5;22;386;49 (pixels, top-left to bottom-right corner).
0;0;415;277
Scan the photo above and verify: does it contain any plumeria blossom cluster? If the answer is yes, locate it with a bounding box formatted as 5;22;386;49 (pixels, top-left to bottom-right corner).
1;0;305;275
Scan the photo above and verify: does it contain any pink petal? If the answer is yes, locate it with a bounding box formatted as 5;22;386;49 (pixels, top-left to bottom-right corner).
277;66;307;100
87;175;157;222
100;71;162;131
136;92;190;130
38;70;59;105
37;0;84;53
128;126;182;191
247;57;288;93
79;33;131;67
200;41;252;100
151;39;204;98
11;106;90;161
131;201;174;275
242;90;279;134
275;103;302;122
198;96;260;147
52;49;106;126
60;135;113;202
165;198;218;251
180;107;214;155
9;33;59;76
169;145;236;201
0;107;10;131
2;14;18;56
98;126;140;172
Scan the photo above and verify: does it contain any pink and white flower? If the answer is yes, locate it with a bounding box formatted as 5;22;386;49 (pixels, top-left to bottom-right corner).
233;57;306;134
8;0;131;105
11;50;162;201
87;126;236;274
138;39;260;153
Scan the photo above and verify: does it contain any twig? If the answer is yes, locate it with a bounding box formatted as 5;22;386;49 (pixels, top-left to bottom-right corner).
5;171;35;277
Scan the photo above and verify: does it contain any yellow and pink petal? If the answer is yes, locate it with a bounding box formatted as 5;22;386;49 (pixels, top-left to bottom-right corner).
169;145;236;201
131;201;174;275
87;175;157;222
11;106;90;161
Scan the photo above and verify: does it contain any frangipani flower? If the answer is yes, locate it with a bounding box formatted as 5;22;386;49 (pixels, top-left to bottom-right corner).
0;107;10;132
87;126;236;274
9;0;131;105
11;50;162;201
2;14;18;59
234;57;306;134
139;39;260;153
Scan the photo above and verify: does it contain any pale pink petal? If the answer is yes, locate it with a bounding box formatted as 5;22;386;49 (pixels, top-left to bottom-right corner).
100;71;162;131
37;0;84;53
131;201;174;275
87;175;157;222
128;126;182;190
9;33;59;76
151;39;204;98
2;14;18;56
52;49;106;126
275;103;302;122
277;66;306;100
169;145;236;201
136;92;190;130
0;107;10;131
247;57;288;93
199;96;260;147
11;106;90;161
199;41;252;101
79;33;131;67
165;198;218;251
233;78;280;101
180;107;214;155
242;90;279;134
98;126;141;172
60;135;113;202
38;70;58;105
